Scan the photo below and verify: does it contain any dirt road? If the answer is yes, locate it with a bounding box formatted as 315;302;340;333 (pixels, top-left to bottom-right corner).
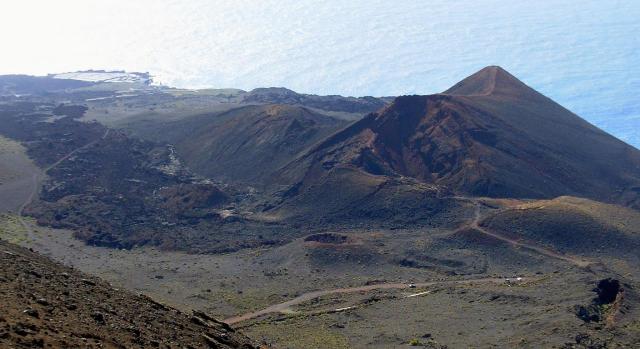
224;277;513;325
462;199;591;268
225;196;591;325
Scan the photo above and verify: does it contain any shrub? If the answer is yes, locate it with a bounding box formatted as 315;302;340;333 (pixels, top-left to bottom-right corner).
409;338;422;346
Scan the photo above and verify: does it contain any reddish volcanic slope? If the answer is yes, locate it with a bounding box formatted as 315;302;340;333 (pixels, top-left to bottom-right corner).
279;66;640;207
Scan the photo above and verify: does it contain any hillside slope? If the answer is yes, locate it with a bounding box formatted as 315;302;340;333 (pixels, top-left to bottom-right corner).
0;239;256;348
277;66;640;208
241;87;389;114
139;104;349;185
480;196;640;259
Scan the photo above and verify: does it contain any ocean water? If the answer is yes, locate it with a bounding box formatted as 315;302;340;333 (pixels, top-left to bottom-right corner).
1;0;639;147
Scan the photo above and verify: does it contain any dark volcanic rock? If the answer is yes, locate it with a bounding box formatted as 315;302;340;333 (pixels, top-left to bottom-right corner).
595;278;621;304
52;104;88;118
304;233;349;244
575;278;625;324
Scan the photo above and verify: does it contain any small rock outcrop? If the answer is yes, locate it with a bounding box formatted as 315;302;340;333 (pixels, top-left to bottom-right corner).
575;278;625;325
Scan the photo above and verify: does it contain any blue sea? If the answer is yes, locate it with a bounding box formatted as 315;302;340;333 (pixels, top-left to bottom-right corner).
2;0;639;147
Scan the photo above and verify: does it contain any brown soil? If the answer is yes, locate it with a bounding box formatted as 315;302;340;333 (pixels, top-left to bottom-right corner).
0;239;257;348
277;66;640;209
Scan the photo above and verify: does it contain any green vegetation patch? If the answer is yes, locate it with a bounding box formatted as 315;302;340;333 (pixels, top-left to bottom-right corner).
245;314;350;349
214;288;284;313
0;214;30;244
0;136;23;154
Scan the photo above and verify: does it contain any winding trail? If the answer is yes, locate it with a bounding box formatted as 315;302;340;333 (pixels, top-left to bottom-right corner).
225;195;592;326
43;129;110;173
224;277;514;325
8;127;592;327
461;198;592;268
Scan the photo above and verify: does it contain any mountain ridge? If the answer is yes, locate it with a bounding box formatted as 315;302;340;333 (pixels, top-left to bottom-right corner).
274;66;640;209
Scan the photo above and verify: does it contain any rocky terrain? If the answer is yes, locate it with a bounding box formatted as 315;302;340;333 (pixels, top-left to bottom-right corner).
0;102;285;253
1;67;640;348
0;239;256;348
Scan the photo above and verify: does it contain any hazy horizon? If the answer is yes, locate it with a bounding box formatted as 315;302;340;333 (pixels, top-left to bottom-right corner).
2;0;639;146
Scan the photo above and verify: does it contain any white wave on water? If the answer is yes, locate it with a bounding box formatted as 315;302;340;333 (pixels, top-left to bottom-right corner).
1;0;639;146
